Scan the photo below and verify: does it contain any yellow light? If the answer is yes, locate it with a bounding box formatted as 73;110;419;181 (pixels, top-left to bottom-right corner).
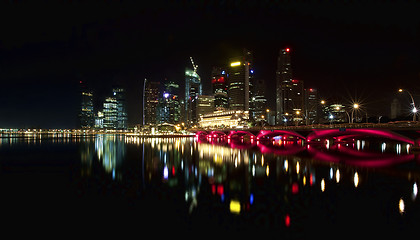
229;200;241;214
230;61;241;67
320;100;325;104
354;172;359;188
353;103;359;109
266;165;269;176
399;198;405;214
398;89;403;92
321;178;325;192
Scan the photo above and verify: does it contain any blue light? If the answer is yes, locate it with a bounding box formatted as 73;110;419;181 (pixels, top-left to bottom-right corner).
221;70;225;75
250;70;254;74
250;193;254;205
163;93;169;98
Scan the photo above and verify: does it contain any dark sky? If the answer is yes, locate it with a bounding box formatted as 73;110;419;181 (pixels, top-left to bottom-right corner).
0;1;419;128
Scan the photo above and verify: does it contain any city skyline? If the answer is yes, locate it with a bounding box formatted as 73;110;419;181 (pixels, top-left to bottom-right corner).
0;2;419;128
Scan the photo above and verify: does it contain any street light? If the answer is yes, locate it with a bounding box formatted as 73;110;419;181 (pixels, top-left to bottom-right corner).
398;89;417;121
351;103;359;123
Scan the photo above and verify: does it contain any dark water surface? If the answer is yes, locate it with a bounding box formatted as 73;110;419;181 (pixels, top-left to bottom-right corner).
1;134;420;237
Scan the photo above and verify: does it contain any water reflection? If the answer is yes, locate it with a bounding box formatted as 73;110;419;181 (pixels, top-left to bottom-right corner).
76;135;420;233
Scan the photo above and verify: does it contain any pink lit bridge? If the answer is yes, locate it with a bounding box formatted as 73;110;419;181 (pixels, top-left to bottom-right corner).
195;127;420;147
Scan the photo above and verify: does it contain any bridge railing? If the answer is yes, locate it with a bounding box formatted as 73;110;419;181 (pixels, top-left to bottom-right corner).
193;122;420;132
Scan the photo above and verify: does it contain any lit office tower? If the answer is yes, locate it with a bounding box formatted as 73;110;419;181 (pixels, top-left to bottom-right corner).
276;48;303;124
211;67;228;110
113;87;128;129
252;79;267;121
185;57;202;126
227;49;253;112
196;95;215;120
305;88;318;124
79;82;94;129
144;81;160;125
103;88;127;130
103;97;118;129
158;81;181;124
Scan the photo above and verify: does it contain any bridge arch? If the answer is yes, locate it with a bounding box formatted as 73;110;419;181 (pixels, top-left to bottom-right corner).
210;130;227;137
228;130;256;139
307;128;414;145
257;130;305;141
195;131;208;138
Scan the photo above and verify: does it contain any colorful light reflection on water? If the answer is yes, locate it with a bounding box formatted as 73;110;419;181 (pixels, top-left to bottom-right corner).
1;134;420;236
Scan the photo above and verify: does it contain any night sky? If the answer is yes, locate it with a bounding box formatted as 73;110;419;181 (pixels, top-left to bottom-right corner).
0;1;419;128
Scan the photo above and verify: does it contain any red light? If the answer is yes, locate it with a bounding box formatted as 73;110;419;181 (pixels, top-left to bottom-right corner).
292;183;299;194
172;166;175;175
286;48;290;52
292;79;298;83
217;185;224;196
285;214;291;227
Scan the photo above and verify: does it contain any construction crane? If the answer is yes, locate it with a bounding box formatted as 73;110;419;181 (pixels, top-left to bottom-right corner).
190;57;198;73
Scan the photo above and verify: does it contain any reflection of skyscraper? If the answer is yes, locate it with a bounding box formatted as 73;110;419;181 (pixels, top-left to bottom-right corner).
144;81;160;125
79;82;94;129
95;135;126;179
185;58;202;126
227;49;253;112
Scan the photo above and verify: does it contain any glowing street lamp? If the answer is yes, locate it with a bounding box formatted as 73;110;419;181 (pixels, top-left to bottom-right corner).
351;103;360;124
398;89;417;121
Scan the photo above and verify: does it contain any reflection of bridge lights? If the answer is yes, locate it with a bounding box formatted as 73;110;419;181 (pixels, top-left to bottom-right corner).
354;172;359;188
396;144;401;155
381;142;386;153
296;162;300;174
330;168;334;180
163;165;169;180
284;160;289;172
336;169;340;183
413;183;418;200
399;198;405;214
321;178;325;192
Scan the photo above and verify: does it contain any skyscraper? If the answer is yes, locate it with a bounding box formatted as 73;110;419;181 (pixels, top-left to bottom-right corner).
144;80;160;125
103;97;118;129
211;67;228;110
185;57;202;126
113;87;128;129
227;49;253;112
157;81;181;124
102;88;127;130
252;79;267;121
305;88;318;124
79;82;94;129
196;95;215;120
276;48;303;124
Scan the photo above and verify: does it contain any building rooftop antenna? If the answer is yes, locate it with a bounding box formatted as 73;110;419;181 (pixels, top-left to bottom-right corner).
190;57;198;73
